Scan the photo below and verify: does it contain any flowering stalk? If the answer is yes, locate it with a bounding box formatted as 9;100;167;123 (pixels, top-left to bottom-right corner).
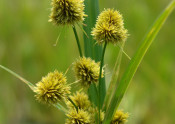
72;25;83;57
67;97;79;112
103;41;125;111
98;42;107;123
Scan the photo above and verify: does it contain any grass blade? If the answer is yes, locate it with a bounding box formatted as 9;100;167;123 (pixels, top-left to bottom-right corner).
88;83;98;105
83;0;102;60
103;41;125;111
83;0;106;107
103;1;175;123
98;42;107;123
0;65;35;91
83;0;93;58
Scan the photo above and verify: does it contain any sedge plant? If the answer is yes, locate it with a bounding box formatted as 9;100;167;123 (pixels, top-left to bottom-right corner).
1;0;175;123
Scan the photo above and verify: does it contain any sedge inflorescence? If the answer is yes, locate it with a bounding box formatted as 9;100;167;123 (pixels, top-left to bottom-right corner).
65;109;91;124
33;1;130;124
66;91;91;110
92;9;128;45
65;91;104;124
111;110;129;124
73;57;104;87
34;70;70;104
49;0;86;26
66;91;92;124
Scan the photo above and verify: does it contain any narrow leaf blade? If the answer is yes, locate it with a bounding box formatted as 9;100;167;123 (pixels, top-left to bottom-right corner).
83;0;106;106
0;65;35;90
103;1;175;123
103;41;125;111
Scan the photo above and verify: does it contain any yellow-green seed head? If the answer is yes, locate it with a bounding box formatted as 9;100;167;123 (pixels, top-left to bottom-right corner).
100;110;105;122
73;57;104;87
111;110;129;124
92;9;128;45
66;109;91;124
34;70;70;104
49;0;86;26
66;91;91;110
89;108;105;123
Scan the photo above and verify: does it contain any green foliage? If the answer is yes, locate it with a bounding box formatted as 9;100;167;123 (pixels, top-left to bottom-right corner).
83;0;106;108
103;1;175;123
0;0;175;124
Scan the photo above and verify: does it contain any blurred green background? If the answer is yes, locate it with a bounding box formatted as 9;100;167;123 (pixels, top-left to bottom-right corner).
0;0;175;124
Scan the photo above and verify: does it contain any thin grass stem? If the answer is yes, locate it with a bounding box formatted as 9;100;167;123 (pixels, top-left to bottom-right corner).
98;42;107;123
68;97;79;112
103;41;126;111
77;22;89;38
72;25;83;57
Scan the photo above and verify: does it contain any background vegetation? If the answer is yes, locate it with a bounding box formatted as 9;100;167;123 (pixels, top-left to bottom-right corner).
0;0;175;123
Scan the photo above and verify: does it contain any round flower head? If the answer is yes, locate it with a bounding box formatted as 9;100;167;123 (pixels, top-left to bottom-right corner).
49;0;86;26
73;57;104;87
111;110;129;124
34;70;70;104
92;9;128;45
66;109;91;124
66;91;91;110
89;108;105;123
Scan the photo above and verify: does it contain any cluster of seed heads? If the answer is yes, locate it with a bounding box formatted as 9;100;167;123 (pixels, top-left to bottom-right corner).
34;0;129;123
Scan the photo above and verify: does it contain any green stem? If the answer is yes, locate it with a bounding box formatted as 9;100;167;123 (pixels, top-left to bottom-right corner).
103;1;175;123
68;97;79;112
103;41;126;111
98;42;107;123
72;25;83;57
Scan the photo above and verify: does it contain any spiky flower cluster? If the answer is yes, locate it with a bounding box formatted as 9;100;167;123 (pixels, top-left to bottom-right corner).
34;70;70;104
66;91;105;124
65;109;91;124
34;1;130;124
66;91;91;124
73;57;103;87
66;91;91;110
111;110;129;124
49;0;86;26
92;9;128;45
